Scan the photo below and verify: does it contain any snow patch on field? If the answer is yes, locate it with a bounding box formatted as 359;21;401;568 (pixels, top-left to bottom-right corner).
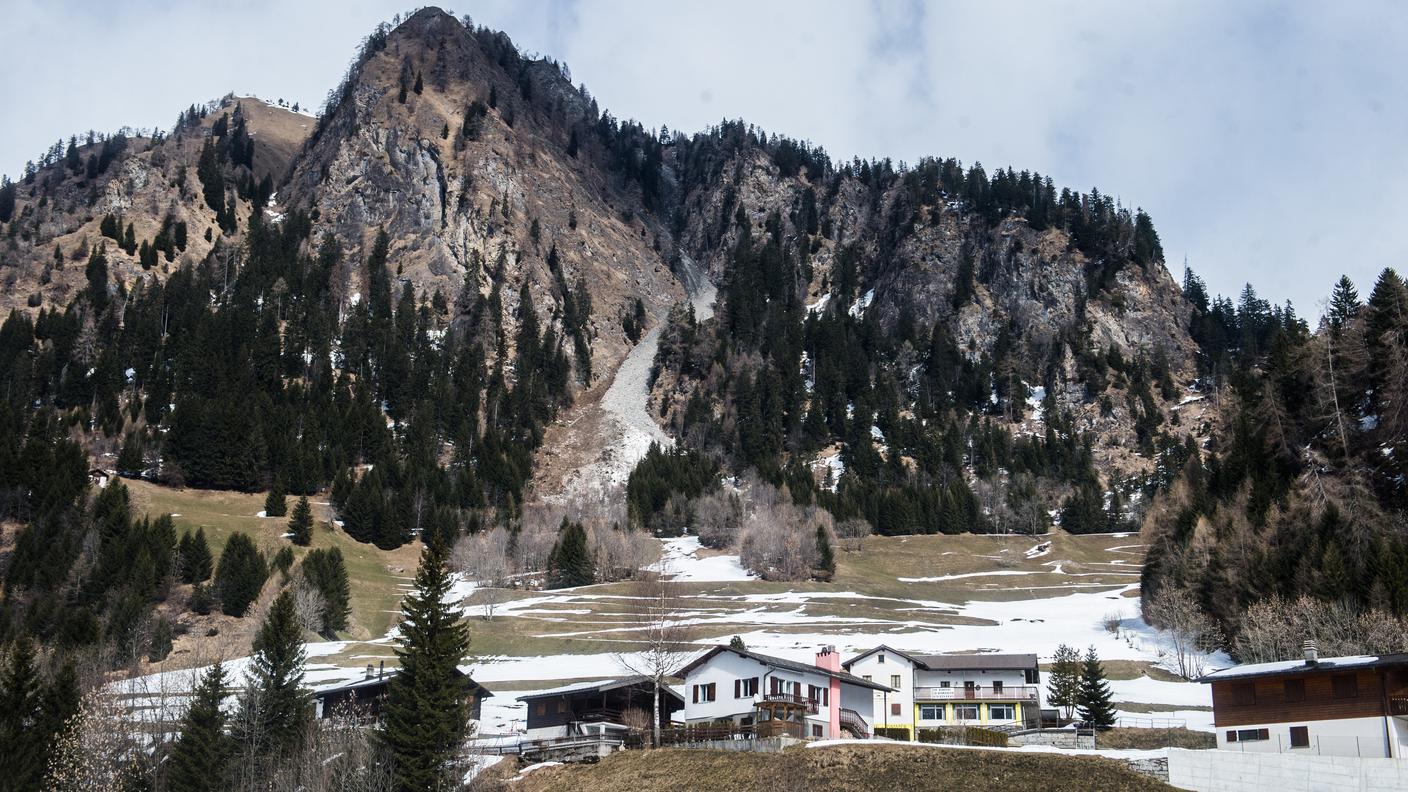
650;535;754;582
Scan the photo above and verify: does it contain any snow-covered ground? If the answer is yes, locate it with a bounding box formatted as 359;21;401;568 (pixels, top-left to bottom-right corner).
650;535;754;582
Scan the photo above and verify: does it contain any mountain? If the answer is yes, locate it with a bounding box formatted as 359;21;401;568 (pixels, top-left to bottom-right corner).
1;5;1398;699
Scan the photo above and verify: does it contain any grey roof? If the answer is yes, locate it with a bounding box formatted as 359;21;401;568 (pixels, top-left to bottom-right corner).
517;675;684;703
912;653;1040;672
677;646;893;692
844;648;1039;673
842;645;924;669
314;667;491;698
1198;654;1408;683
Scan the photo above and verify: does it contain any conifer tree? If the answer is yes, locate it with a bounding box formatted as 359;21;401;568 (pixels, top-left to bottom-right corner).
264;477;287;517
0;638;46;789
815;524;835;580
233;591;309;756
288;495;313;546
180;528;214;584
548;518;594;588
214;532;266;617
380;541;471;791
166;661;230;792
1327;275;1361;333
1046;643;1082;720
116;431;144;476
302;548;350;636
1076;647;1116;728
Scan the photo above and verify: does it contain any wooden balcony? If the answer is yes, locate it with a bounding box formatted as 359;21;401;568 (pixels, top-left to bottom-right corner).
759;693;819;714
914;685;1039;701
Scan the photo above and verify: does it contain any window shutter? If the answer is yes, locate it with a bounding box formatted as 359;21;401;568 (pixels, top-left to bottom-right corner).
693;685;698;704
735;679;741;698
1226;730;1237;742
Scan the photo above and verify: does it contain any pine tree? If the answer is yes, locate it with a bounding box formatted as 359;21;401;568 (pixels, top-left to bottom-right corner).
180;528;214;584
1046;644;1082;720
116;430;144;476
214;532;266;617
815;525;835;580
233;591;309;756
1076;647;1117;728
166;661;230;792
548;518;594;588
288;495;313;546
264;477;287;517
380;541;471;791
1327;274;1361;333
302;547;350;636
0;638;47;789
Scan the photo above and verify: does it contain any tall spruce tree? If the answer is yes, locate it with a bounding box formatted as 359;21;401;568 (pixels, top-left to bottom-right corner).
380;541;471;791
214;533;266;617
264;477;288;518
233;591;309;756
180;528;214;584
548;518;594;588
0;638;47;789
1076;647;1116;728
166;661;231;792
302;547;350;636
815;525;835;580
1046;643;1082;721
288;496;313;546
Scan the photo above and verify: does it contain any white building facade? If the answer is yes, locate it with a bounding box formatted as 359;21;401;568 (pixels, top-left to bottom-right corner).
844;647;1041;738
676;645;891;739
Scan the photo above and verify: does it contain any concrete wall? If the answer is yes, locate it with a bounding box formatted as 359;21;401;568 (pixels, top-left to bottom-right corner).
1167;748;1408;791
1213;715;1394;758
1009;729;1095;749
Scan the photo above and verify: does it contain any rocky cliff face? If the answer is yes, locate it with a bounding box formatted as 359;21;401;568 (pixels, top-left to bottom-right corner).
280;8;684;382
0;96;311;314
0;6;1205;497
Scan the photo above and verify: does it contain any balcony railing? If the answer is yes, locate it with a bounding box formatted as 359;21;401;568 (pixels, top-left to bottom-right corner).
1390;696;1408;717
914;685;1040;701
759;693;819;714
838;708;870;737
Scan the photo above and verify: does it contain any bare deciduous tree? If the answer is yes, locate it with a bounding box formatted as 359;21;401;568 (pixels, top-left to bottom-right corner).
614;576;693;748
1145;587;1224;679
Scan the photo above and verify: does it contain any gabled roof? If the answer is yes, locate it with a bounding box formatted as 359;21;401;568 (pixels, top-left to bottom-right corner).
516;676;685;703
677;646;893;692
844;648;1039;673
913;653;1040;672
1198;654;1408;683
313;667;491;698
842;645;924;669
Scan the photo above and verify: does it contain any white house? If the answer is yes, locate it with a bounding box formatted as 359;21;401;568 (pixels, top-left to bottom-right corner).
1200;644;1408;758
676;645;892;739
844;647;1041;738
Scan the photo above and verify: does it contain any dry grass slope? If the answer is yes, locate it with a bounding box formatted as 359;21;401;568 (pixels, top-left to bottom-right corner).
502;745;1174;792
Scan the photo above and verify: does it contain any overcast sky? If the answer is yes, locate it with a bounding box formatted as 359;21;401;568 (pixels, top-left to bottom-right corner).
3;0;1405;315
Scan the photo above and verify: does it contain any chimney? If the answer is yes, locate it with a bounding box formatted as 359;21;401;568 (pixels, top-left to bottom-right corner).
365;663;375;680
815;645;840;673
379;660;385;679
1304;639;1318;666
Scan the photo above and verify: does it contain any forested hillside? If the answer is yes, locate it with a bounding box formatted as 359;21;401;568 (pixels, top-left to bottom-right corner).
0;3;1402;731
1141;268;1408;659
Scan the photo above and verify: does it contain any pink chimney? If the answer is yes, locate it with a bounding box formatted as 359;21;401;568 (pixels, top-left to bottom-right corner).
816;645;841;738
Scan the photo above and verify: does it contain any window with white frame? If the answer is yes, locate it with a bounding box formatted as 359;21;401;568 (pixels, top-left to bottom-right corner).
919;704;945;720
989;704;1015;720
954;705;979;721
